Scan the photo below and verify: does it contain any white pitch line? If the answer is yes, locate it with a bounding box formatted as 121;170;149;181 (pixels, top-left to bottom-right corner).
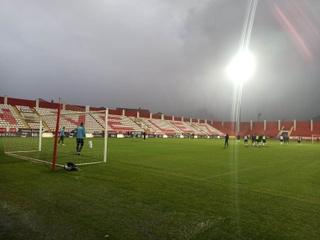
5;152;64;168
5;150;39;154
76;161;104;166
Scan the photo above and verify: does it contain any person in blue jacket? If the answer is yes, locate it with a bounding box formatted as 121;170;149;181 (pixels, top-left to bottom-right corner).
75;122;86;155
58;126;65;145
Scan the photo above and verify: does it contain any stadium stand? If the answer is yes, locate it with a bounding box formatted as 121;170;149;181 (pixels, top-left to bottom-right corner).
67;112;98;133
16;105;46;130
314;121;320;134
134;118;163;135
252;122;265;135
211;121;224;132
92;114;143;133
0;96;319;138
265;121;279;137
192;122;224;136
170;121;199;135
291;121;312;137
189;122;207;136
239;122;251;136
0;104;27;132
37;108;103;133
149;119;180;135
36;108;57;131
281;121;294;131
221;122;236;136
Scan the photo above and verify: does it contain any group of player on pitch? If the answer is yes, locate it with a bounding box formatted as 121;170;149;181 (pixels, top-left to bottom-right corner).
244;135;267;146
224;134;267;148
58;123;86;155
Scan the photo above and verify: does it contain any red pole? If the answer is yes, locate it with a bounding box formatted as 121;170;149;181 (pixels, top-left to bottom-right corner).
51;102;61;170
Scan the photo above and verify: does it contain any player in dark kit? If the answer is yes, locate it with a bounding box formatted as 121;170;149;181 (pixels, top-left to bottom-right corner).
252;135;256;146
224;134;229;148
258;135;263;146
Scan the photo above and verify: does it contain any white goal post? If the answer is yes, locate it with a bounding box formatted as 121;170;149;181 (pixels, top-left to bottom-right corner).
4;116;51;165
4;107;109;170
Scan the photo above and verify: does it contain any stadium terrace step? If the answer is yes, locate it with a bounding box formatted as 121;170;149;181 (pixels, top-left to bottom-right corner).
149;119;180;135
196;123;224;136
170;121;196;134
91;114;143;133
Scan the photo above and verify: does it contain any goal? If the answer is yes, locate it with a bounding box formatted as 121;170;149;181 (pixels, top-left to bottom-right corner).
3;107;109;170
311;134;320;144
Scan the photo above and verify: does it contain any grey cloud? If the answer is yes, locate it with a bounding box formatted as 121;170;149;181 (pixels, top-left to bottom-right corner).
1;0;320;120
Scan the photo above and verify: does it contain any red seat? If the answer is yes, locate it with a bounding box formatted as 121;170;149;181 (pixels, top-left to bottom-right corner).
266;122;278;137
292;121;312;137
0;109;17;125
252;122;265;135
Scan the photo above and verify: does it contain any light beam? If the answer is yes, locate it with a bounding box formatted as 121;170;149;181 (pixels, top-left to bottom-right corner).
226;49;256;85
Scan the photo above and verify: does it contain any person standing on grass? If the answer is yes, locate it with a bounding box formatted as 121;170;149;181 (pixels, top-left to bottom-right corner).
280;135;284;144
262;135;266;145
75;122;86;155
58;126;65;145
143;131;146;140
258;135;263;146
251;134;256;146
244;135;248;145
224;134;229;148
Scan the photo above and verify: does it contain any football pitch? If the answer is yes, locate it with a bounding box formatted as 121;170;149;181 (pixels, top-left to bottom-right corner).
1;138;320;240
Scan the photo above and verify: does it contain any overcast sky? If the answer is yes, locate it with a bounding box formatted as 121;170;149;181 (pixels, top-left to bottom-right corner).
1;0;320;120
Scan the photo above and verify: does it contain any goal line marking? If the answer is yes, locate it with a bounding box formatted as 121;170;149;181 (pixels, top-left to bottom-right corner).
4;152;64;168
5;152;104;167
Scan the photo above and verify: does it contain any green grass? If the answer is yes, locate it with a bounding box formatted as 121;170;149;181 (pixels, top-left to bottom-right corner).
1;138;320;240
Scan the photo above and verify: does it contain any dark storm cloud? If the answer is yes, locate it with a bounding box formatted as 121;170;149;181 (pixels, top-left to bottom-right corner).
1;0;320;120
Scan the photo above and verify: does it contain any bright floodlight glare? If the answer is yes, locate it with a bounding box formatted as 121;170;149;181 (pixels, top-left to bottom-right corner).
226;49;256;85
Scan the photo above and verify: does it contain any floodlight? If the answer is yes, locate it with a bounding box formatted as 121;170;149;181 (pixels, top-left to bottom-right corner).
226;49;256;85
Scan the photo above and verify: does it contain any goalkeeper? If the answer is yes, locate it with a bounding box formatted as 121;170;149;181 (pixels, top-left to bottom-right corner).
75;122;86;155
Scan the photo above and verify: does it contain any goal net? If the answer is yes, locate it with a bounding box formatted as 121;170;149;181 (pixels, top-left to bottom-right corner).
3;108;109;169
